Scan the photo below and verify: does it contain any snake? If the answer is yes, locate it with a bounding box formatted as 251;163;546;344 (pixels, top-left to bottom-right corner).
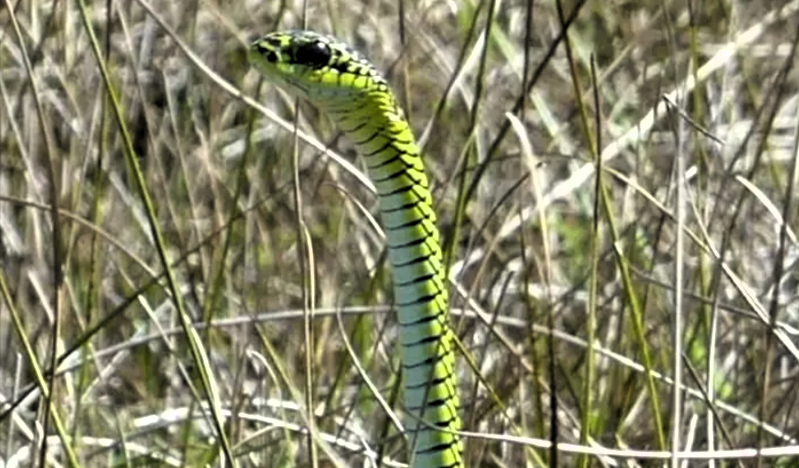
248;30;465;468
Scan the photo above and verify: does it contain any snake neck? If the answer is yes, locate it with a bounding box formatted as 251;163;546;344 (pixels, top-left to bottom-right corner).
317;95;464;468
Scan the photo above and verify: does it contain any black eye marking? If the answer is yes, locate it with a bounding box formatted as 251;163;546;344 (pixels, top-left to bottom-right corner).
292;41;332;68
329;61;350;74
252;41;280;63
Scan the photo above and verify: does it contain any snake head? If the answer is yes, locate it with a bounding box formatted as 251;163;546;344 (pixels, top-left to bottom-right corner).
248;30;387;102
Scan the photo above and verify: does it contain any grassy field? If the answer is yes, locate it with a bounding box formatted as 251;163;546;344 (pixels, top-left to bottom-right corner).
2;0;799;466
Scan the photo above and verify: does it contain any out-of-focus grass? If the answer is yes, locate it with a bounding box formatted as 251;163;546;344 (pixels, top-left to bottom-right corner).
2;0;799;466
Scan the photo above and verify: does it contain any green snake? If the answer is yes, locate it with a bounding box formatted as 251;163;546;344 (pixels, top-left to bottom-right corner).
248;30;464;468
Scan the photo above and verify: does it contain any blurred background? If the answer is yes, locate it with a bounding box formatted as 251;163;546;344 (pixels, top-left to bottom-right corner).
2;0;799;466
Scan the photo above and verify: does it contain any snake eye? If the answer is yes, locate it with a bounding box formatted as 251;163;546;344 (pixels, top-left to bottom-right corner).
293;41;332;68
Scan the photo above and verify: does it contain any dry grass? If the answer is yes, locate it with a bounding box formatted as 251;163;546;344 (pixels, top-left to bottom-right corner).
2;0;799;466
